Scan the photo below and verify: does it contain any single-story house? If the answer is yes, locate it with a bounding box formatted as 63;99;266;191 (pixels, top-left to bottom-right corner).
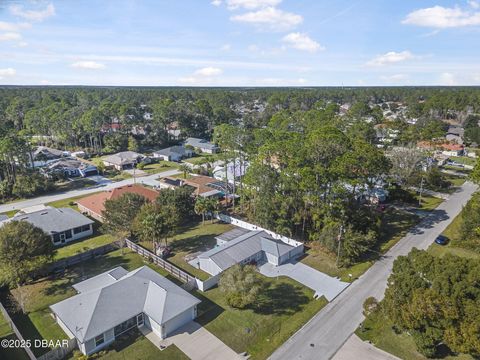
183;176;226;198
189;228;303;276
0;207;94;246
50;266;200;356
32;146;70;167
103;151;145;171
157;176;183;190
184;137;219;154
44;158;98;178
441;143;464;156
153;145;193;162
77;184;159;221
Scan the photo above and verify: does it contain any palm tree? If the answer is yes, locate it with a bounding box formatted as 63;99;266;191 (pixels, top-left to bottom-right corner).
194;197;208;225
205;197;219;223
179;163;190;179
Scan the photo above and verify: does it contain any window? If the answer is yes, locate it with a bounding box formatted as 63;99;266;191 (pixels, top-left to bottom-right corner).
94;334;104;347
52;234;60;243
73;227;82;234
81;225;91;232
114;316;137;338
65;230;72;239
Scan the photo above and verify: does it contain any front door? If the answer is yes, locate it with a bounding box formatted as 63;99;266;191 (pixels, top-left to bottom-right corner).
60;233;66;244
137;313;144;327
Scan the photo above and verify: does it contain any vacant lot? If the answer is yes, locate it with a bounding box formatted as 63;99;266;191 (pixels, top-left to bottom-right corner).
197;276;327;360
142;161;179;174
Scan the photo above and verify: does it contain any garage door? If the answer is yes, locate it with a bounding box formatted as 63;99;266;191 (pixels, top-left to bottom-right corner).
163;308;194;336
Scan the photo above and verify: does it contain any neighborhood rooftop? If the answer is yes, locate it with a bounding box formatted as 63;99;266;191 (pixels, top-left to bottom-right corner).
50;266;200;343
0;207;93;235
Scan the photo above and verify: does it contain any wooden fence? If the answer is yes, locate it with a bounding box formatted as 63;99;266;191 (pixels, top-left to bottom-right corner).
0;301;36;360
125;239;196;283
49;241;121;272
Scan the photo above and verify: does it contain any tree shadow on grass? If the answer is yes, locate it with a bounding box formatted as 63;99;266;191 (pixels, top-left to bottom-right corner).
253;282;309;316
171;233;219;254
193;290;224;326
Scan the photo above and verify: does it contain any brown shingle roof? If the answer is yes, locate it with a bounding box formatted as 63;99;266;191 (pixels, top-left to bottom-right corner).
77;184;159;218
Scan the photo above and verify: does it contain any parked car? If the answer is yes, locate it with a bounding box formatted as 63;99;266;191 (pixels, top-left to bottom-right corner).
435;235;448;245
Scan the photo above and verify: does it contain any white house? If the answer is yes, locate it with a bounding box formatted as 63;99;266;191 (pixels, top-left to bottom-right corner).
213;160;250;184
189;228;303;276
50;266;200;356
103;151;145;171
0;207;94;246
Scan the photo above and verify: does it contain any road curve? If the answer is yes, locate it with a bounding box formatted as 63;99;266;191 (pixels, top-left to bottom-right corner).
269;181;478;360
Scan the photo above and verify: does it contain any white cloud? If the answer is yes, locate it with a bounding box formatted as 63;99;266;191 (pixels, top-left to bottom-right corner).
16;41;28;48
211;0;222;6
10;3;55;22
231;7;302;31
70;61;106;70
0;68;16;79
439;72;457;85
380;74;409;83
402;5;480;28
194;66;223;76
220;43;231;51
469;1;480;9
0;21;31;32
282;32;323;52
0;32;22;41
367;51;414;66
226;0;282;10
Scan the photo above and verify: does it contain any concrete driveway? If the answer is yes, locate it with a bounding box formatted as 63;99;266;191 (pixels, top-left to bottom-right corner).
332;334;400;360
144;321;243;360
258;261;349;301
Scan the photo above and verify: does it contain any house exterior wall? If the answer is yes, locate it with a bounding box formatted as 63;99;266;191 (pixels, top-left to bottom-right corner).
197;258;222;276
153;154;170;161
146;315;164;338
265;252;280;265
163;307;195;337
51;224;93;246
82;328;115;355
78;204;103;222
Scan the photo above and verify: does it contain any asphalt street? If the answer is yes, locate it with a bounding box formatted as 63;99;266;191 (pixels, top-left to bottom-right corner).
269;181;478;360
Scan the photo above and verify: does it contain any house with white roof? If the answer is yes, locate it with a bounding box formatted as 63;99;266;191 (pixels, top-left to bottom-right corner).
189;228;303;277
103;151;145;171
152;145;193;162
50;266;200;355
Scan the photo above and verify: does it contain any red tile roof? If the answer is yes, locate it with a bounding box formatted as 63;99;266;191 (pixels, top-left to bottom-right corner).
77;184;159;218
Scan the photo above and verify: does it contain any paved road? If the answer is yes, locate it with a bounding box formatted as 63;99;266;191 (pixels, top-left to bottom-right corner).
269;181;478;360
0;169;180;213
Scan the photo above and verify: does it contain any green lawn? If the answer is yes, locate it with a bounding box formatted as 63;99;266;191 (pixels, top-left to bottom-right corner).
53;233;115;260
413;193;444;211
356;309;473;360
0;209;19;218
46;193;98;209
142;161;180;174
196;276;328;360
4;248;179;356
183;154;220;165
69;330;188;360
139;220;234;281
450;156;477;167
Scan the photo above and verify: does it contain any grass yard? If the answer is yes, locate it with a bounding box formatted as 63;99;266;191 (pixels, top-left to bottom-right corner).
142;161;180;174
139;220;234;280
450;156;477;167
302;208;420;282
196;276;328;360
45;193;97;209
53;233;115;260
183;154;219;165
356;309;473;360
3;248;179;356
68;330;188;360
0;209;19;218
415;193;444;211
0;313;30;360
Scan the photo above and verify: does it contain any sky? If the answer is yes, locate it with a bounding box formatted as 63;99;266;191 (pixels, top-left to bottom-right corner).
0;0;480;86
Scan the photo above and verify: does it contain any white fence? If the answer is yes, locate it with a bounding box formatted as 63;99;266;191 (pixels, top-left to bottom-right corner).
216;214;304;248
195;274;221;292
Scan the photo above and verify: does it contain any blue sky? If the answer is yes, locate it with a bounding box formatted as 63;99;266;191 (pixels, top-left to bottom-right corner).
0;0;480;86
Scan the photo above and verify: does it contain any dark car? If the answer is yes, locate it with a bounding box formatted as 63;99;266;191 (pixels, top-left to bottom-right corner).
435;235;448;245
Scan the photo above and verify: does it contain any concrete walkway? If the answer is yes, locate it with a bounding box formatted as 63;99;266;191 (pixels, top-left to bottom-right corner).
258;261;349;301
332;334;400;360
142;321;243;360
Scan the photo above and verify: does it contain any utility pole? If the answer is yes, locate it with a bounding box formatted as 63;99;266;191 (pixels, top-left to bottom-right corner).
336;224;344;268
418;175;425;207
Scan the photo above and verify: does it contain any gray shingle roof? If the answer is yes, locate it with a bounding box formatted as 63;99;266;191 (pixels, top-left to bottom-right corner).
73;267;129;293
103;151;143;166
6;207;93;234
199;230;274;271
261;237;294;257
184;137;218;151
215;227;250;243
153;145;190;157
50;266;200;343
